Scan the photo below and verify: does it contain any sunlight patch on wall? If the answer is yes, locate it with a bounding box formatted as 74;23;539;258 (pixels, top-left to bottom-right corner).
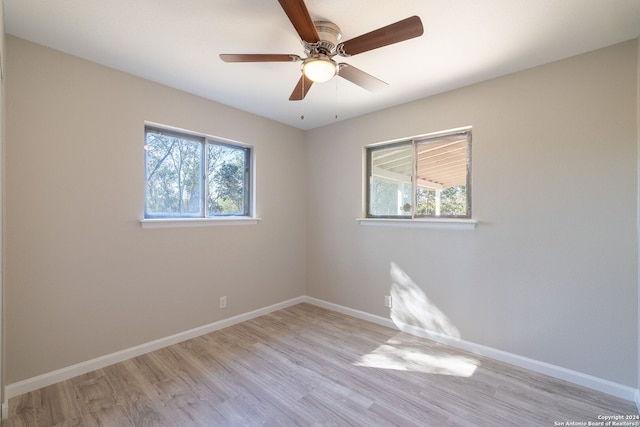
390;262;461;339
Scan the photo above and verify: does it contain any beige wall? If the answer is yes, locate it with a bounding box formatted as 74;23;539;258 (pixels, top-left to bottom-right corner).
5;36;307;384
305;40;638;387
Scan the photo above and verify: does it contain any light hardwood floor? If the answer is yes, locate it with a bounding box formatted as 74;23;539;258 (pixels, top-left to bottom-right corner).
4;303;637;426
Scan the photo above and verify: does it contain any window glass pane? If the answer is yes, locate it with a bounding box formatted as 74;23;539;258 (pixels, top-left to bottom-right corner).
366;131;471;219
416;186;468;216
207;143;248;216
145;131;203;217
369;143;413;216
415;134;469;217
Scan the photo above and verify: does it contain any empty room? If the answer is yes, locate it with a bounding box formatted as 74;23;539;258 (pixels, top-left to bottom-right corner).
1;0;640;425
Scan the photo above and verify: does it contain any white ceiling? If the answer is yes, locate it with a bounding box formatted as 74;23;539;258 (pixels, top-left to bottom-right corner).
5;0;640;130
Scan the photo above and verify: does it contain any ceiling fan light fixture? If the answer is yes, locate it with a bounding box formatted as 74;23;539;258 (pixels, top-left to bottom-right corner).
302;57;336;83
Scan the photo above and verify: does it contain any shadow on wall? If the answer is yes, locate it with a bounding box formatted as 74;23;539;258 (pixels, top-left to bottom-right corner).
389;262;461;339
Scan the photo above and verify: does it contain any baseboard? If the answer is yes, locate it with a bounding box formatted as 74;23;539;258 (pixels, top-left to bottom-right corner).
1;401;8;420
304;296;396;329
5;296;306;400
5;295;637;405
304;297;638;402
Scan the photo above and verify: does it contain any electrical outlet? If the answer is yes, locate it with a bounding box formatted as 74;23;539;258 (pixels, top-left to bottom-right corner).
384;295;392;308
219;296;227;309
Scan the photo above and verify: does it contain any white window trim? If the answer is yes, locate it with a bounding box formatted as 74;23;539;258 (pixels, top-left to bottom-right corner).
144;123;256;223
140;217;261;229
357;217;478;230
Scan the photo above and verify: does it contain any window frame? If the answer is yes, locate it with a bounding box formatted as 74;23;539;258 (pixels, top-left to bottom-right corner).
365;128;472;220
143;125;254;221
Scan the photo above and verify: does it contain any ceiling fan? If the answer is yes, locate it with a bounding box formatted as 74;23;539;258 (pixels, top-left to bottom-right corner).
220;0;424;101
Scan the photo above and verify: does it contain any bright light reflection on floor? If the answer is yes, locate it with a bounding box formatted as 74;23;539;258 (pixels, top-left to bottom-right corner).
355;342;478;376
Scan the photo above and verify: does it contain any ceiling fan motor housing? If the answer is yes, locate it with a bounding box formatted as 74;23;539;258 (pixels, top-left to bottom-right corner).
302;21;342;55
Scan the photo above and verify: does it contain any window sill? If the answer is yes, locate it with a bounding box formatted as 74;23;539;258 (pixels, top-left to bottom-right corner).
140;217;261;229
357;218;478;230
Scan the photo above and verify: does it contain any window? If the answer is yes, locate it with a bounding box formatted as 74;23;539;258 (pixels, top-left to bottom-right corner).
144;126;251;219
366;129;471;218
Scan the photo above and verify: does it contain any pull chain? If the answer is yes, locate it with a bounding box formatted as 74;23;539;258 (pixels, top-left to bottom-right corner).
335;74;338;120
300;76;305;120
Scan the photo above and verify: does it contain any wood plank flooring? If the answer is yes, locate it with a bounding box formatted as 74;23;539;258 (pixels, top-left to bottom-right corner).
4;303;637;426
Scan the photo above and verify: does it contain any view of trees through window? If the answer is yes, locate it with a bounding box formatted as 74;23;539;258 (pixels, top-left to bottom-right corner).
207;144;247;215
416;186;467;216
145;128;249;218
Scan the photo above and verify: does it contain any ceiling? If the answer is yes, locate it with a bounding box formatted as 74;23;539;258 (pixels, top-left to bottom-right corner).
4;0;640;130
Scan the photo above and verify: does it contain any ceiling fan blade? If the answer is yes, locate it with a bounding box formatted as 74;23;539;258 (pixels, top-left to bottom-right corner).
277;0;320;43
289;74;314;101
338;16;423;56
220;54;301;62
338;64;388;92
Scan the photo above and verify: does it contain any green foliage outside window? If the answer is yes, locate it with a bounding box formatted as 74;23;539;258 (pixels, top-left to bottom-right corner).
145;127;250;218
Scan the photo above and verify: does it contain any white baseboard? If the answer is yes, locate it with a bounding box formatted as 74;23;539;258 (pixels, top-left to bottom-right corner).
304;297;396;329
5;296;306;400
304;297;638;402
5;295;637;406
